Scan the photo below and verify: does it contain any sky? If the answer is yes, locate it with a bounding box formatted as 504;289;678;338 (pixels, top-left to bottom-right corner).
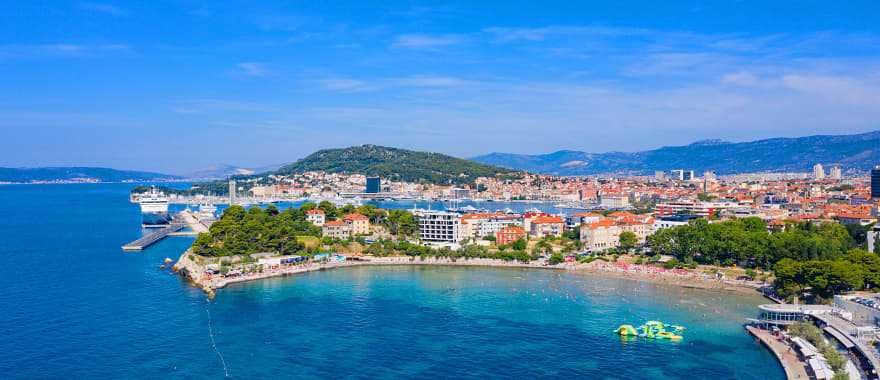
2;1;880;174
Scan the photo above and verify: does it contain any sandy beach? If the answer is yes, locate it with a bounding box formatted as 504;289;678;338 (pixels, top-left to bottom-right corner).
174;252;764;297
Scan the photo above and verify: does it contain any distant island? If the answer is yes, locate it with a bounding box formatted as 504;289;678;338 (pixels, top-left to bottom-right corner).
473;130;880;175
0;167;180;184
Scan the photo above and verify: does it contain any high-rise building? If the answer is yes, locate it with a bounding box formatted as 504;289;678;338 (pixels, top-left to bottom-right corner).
829;166;842;180
365;177;381;193
682;170;695;181
813;163;825;179
229;179;237;205
670;169;684;181
703;171;716;181
872;166;880;199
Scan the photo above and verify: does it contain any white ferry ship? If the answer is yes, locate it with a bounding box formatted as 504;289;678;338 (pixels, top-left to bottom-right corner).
139;186;171;227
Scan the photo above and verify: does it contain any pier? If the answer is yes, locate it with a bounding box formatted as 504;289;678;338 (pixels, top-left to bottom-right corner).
122;223;184;251
121;210;208;251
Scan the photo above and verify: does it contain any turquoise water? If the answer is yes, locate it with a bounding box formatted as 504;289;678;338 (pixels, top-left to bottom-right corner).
0;184;783;379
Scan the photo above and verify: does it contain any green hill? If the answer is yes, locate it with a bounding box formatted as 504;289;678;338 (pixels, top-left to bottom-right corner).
276;145;521;185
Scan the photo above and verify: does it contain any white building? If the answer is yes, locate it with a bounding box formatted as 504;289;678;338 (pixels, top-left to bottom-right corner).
414;209;461;244
813;163;825;179
306;209;325;226
829;166;842;180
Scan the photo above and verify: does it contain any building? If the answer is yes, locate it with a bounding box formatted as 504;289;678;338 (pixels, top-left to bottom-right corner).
528;215;564;238
829;166;842;180
343;213;370;235
496;226;527;245
872;166;880;199
322;220;351;239
229;179;237;205
365;177;381;193
868;224;880;253
566;212;604;229
682;170;694;181
813;163;825;179
452;188;471;199
599;194;630;209
670;169;684;181
652;214;702;231
306;209;326;226
460;213;521;240
580;219;621;252
414;210;461;244
655;200;736;217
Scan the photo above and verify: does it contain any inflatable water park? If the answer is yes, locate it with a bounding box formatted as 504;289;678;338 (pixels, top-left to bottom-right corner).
615;320;685;341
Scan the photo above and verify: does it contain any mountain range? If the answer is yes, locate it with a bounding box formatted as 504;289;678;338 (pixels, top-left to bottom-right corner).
472;131;880;175
182;163;284;180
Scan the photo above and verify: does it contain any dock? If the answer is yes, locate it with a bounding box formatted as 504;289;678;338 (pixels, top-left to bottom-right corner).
122;223;184;251
121;210;209;251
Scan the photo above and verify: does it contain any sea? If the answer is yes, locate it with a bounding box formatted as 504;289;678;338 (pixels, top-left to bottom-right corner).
0;183;784;379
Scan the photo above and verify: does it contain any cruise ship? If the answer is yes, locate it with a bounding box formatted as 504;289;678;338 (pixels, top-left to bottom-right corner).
139;186;171;227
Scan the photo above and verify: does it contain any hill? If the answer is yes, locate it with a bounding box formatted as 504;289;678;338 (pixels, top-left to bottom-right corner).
0;167;180;183
473;131;880;175
275;145;521;185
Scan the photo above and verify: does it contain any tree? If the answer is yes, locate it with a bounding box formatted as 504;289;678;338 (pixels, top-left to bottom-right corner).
548;253;564;265
511;238;527;251
619;231;637;250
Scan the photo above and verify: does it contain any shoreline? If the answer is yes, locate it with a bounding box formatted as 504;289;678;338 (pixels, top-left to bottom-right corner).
174;252;763;297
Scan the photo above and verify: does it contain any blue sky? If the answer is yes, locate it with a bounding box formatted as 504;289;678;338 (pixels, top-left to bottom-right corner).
2;1;879;174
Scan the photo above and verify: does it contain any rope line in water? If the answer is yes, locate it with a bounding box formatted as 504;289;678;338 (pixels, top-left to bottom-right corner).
205;298;230;377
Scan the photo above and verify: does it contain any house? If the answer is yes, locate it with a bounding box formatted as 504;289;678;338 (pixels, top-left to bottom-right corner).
343;213;370;235
460;213;521;240
496;225;527;245
529;215;564;238
306;209;326;226
580;219;621;252
322;220;351;239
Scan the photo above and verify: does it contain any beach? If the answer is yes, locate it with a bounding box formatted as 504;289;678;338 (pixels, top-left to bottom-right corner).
175;251;764;296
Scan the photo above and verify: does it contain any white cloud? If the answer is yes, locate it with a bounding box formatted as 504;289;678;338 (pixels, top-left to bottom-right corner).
77;2;128;16
392;75;472;87
391;34;463;49
319;78;370;92
236;62;268;77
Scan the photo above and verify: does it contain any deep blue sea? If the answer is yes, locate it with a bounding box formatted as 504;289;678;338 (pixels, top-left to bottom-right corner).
0;183;783;379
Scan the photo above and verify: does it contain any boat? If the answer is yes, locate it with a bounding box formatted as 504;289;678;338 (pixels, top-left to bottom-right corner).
139;186;171;227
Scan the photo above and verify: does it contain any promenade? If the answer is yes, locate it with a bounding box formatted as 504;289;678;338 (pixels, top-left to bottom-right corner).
746;326;808;380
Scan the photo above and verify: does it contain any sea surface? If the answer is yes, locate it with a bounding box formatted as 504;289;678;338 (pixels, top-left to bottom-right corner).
0;183;784;379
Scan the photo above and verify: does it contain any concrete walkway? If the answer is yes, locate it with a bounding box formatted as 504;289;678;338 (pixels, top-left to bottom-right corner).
746;326;809;380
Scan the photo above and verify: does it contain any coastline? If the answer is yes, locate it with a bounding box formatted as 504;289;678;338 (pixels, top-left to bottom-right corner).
174;251;763;297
